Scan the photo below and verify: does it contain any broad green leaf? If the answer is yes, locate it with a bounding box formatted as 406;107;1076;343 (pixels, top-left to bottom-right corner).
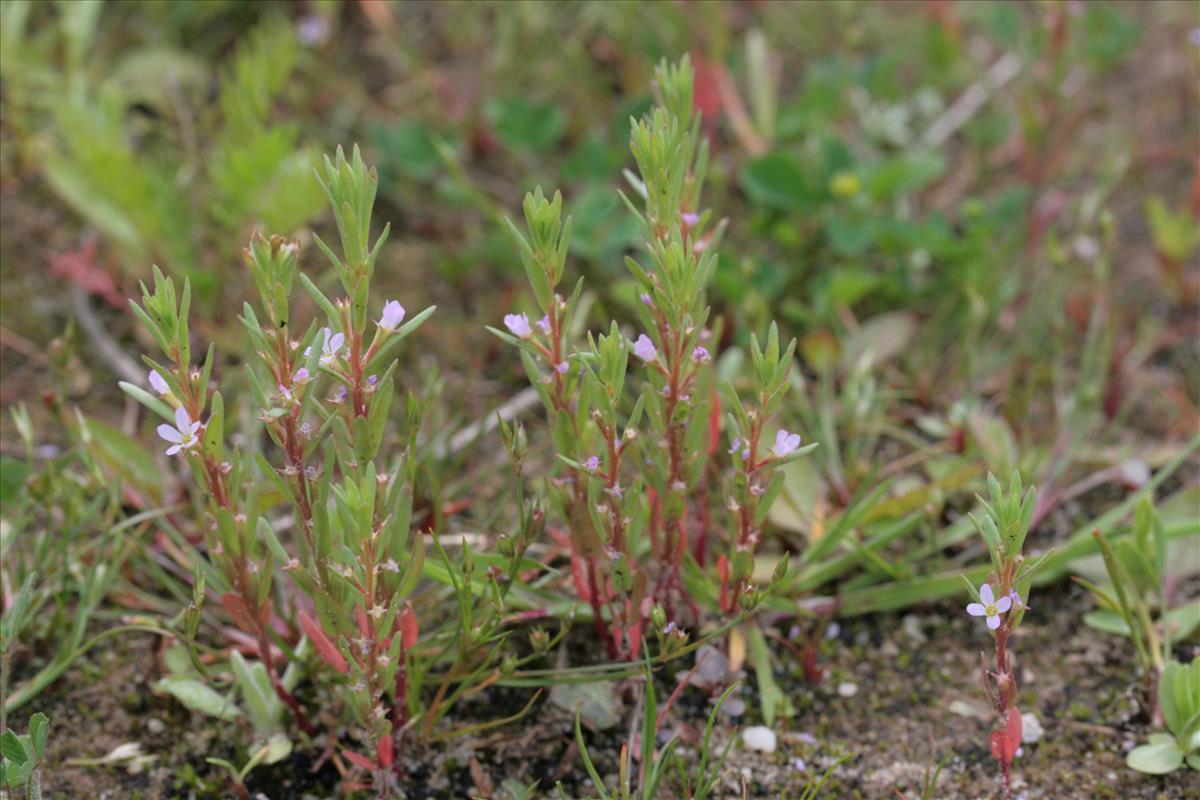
838;312;917;370
0;729;27;765
28;713;47;759
1127;736;1183;774
485;97;567;152
0;456;28;506
549;681;619;731
1164;601;1200;643
739;153;814;211
230;652;281;735
84;418;163;499
155;677;241;721
1082;609;1131;637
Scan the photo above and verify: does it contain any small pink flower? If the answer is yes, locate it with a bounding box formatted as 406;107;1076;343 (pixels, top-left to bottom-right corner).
1008;589;1028;610
691;346;711;363
157;407;202;456
681;212;700;229
967;583;1012;630
378;300;406;331
306;328;345;366
633;334;657;363
771;430;801;458
536;315;551;334
504;313;533;339
584;455;600;472
148;369;170;396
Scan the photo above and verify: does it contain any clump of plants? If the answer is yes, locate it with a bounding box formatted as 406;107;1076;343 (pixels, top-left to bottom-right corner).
0;713;49;799
493;55;812;669
1077;498;1200;704
1126;656;1200;775
120;146;541;797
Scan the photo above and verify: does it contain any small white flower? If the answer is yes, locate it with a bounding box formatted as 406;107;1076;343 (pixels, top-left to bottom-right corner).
966;583;1012;630
157;407;202;456
306;328;345;366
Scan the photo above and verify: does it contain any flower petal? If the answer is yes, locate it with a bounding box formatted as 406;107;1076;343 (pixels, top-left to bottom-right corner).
986;614;1002;630
995;596;1012;613
978;583;995;605
966;603;986;617
174;406;192;432
165;444;182;456
157;424;183;443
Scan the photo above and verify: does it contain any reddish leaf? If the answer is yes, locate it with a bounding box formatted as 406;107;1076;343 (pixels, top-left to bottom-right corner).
400;603;419;650
989;720;1019;766
376;733;394;768
355;604;371;639
629;615;643;661
1004;706;1023;753
343;749;378;772
570;554;592;603
220;593;258;633
298;610;348;674
690;53;725;120
48;238;126;309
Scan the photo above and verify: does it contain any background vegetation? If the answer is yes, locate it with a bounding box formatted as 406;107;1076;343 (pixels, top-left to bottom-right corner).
0;2;1196;798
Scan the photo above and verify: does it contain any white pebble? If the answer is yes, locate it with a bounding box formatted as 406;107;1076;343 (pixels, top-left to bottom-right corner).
742;725;777;753
1020;712;1044;744
901;614;926;643
837;681;859;698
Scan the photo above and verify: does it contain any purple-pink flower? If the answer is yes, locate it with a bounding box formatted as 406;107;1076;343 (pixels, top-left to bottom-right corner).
771;430;802;458
692;346;711;363
967;583;1012;630
681;212;700;229
504;313;533;339
148;369;170;396
536;315;551;334
157;407;202;456
633;334;657;363
584;455;600;472
378;300;406;331
307;328;345;366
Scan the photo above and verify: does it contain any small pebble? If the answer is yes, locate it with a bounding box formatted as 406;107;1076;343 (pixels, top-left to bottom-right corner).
1020;712;1044;744
742;725;777;753
901;614;926;643
146;718;165;735
837;681;858;698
